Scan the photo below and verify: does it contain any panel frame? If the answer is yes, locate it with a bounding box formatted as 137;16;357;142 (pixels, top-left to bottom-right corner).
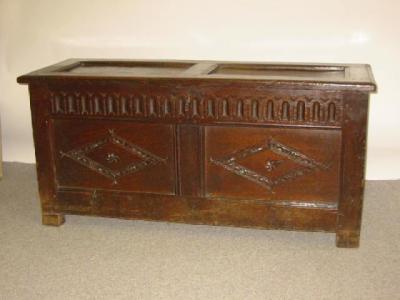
22;76;373;247
204;125;342;204
50;118;176;194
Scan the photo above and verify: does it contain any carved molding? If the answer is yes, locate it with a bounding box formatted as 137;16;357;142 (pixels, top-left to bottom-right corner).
60;129;166;184
210;138;329;191
49;91;342;126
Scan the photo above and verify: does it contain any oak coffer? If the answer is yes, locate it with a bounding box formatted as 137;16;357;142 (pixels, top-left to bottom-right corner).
17;59;376;248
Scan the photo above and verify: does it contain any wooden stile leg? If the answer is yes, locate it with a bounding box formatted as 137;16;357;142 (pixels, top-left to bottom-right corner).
42;213;65;226
336;230;360;248
336;92;369;248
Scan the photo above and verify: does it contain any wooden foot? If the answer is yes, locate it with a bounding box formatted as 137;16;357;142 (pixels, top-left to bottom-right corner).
42;213;65;226
336;231;360;248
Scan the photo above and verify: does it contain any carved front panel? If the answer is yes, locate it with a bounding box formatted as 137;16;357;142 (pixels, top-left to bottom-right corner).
205;126;341;204
52;119;175;194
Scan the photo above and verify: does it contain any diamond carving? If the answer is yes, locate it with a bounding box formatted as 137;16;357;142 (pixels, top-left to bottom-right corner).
210;137;329;191
60;129;166;184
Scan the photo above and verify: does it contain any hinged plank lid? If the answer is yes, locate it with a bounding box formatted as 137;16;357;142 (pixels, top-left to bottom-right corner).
17;59;376;92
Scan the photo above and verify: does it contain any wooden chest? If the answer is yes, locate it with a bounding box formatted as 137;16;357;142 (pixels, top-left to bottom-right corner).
18;59;376;247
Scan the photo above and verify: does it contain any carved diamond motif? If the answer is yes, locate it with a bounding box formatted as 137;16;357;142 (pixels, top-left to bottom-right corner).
210;138;329;191
60;129;166;184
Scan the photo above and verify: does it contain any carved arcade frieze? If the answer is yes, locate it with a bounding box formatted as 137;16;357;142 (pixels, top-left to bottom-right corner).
49;91;342;126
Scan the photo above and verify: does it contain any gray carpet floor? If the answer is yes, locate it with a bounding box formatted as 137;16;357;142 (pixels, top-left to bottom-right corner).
0;162;399;300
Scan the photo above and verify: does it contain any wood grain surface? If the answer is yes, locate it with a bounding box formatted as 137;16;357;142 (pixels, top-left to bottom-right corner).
18;59;376;247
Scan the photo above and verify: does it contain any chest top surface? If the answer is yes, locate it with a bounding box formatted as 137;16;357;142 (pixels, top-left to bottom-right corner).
17;59;376;92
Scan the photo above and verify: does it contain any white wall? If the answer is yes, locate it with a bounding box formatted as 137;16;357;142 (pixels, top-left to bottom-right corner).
1;0;399;179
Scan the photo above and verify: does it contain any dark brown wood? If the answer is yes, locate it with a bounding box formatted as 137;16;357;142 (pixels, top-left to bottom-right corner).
336;92;370;247
28;84;58;216
42;213;65;226
205;126;341;203
17;59;376;247
56;188;337;232
52;119;175;193
176;125;205;197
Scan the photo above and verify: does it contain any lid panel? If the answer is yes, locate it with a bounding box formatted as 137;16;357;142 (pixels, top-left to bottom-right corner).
65;61;194;76
17;59;376;92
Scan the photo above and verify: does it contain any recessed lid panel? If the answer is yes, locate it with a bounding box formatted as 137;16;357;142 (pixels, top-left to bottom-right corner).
64;61;194;76
208;64;346;81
